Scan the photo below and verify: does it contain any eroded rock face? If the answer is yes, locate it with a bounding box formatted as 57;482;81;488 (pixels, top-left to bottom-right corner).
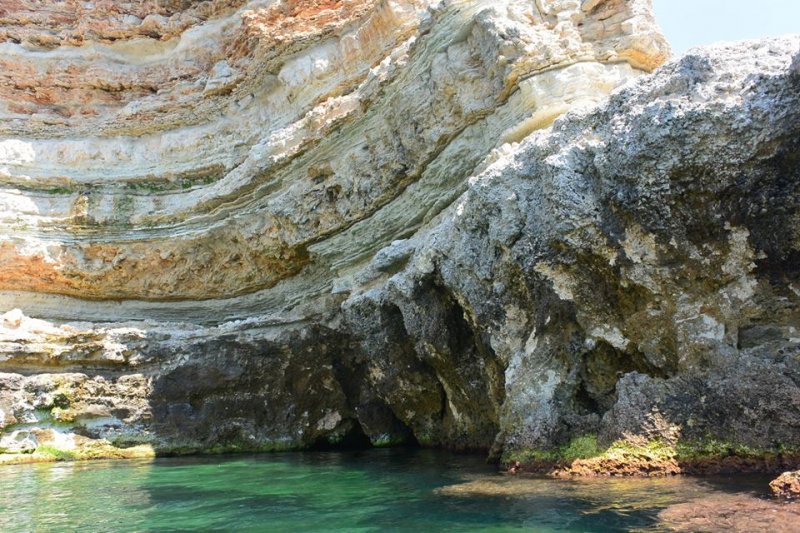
0;0;670;455
427;37;800;454
1;0;798;463
658;493;800;532
0;0;666;302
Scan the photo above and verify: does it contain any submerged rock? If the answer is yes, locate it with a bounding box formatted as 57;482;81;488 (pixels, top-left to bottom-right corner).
658;494;800;532
771;471;800;499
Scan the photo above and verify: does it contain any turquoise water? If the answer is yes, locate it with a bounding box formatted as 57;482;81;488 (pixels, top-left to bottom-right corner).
0;449;775;532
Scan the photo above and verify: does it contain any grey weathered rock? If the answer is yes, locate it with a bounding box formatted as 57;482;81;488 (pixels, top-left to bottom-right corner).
348;37;800;455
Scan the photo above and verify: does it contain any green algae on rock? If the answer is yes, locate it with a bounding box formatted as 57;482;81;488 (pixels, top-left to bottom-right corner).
504;435;800;477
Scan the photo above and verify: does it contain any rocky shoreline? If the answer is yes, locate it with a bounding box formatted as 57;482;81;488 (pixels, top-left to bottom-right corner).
3;431;800;511
504;437;800;478
510;454;800;479
1;0;799;502
3;432;800;505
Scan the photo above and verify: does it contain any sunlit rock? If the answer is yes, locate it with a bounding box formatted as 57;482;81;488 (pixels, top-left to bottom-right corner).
1;1;798;467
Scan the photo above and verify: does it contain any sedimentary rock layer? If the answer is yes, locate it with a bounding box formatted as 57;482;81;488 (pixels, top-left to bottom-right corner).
0;0;666;306
2;0;799;466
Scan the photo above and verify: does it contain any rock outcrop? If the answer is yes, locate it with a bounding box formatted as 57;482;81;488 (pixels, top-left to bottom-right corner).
1;0;799;467
771;470;800;498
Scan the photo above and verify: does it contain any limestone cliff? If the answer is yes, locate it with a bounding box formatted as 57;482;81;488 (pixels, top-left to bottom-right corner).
1;0;798;467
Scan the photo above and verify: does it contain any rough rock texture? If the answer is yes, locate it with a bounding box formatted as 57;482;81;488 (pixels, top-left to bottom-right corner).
0;0;671;457
0;0;665;302
1;0;799;465
657;493;800;532
771;470;800;498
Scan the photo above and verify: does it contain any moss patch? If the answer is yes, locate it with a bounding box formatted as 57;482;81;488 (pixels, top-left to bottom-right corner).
36;445;77;461
674;439;768;461
503;435;800;477
0;441;157;465
504;434;603;464
74;442;155;461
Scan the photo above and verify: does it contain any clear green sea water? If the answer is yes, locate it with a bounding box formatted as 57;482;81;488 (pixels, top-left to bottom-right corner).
0;449;776;532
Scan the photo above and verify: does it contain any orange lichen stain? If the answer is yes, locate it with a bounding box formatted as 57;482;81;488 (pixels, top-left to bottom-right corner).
0;0;246;46
240;0;376;44
619;48;670;73
0;239;310;301
0;1;248;120
0;241;72;291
